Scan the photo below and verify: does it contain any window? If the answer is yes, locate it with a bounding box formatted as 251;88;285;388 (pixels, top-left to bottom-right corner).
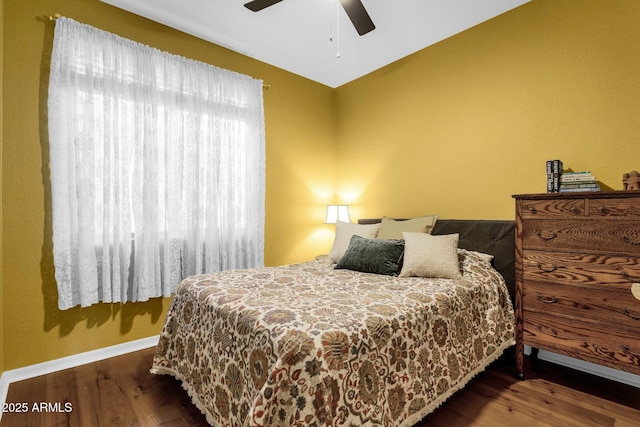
48;18;265;309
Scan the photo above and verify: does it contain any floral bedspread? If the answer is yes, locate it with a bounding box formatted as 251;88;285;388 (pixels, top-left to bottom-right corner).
151;249;515;427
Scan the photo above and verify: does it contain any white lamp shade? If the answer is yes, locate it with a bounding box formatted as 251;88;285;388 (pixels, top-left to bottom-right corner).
325;205;351;224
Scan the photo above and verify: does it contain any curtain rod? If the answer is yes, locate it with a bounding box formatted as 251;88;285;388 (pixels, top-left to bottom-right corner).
48;14;271;90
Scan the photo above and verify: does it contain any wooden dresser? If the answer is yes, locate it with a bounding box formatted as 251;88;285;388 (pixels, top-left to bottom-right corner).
513;191;640;379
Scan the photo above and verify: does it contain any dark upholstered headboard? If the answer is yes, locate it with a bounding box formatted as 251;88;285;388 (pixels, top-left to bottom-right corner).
358;219;516;300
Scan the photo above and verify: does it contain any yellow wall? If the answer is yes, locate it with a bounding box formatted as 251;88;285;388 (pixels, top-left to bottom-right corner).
1;0;335;371
335;0;640;220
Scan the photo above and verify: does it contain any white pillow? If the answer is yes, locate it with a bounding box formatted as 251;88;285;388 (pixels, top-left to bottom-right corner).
399;232;462;279
328;221;381;263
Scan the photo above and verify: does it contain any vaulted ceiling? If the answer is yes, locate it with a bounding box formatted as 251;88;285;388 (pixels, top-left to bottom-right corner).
101;0;530;88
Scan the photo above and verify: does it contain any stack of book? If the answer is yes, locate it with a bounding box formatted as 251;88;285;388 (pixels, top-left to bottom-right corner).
559;171;600;192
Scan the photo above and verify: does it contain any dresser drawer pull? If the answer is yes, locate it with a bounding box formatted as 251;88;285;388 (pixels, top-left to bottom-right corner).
537;263;558;273
535;229;558;241
527;205;537;214
623;235;640;246
536;295;558;304
622;308;640;321
620;271;640;281
596;205;608;214
568;205;578;213
622;344;640;358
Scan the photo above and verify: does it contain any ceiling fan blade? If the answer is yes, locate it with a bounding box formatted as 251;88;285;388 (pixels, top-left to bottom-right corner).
338;0;375;36
244;0;283;12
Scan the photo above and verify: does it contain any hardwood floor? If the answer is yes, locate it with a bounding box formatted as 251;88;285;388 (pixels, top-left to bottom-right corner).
419;355;640;427
2;348;639;426
1;348;208;427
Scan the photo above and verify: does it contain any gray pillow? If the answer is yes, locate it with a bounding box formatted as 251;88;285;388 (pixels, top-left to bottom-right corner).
335;235;405;276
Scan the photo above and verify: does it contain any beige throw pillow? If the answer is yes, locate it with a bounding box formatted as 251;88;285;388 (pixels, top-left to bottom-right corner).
376;215;438;240
328;221;381;263
399;232;462;279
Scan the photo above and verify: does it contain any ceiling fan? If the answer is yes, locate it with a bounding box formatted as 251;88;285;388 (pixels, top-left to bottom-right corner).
244;0;376;36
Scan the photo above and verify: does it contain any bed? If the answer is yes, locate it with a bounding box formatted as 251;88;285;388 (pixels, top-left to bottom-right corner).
151;218;516;427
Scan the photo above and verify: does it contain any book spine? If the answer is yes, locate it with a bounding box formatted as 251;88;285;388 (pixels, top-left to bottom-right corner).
562;171;592;176
560;175;596;183
559;185;600;192
546;160;554;193
559;182;598;188
552;160;562;192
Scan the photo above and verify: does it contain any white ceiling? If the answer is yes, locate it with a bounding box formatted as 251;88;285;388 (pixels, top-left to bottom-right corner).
101;0;530;88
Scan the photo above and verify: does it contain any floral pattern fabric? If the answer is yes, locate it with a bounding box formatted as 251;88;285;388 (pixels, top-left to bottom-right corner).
151;249;515;427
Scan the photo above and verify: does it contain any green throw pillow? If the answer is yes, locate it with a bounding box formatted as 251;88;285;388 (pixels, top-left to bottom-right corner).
335;235;404;276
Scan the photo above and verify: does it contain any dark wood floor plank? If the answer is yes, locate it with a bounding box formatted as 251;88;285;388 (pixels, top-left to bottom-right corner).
526;359;640;410
423;377;556;427
101;349;204;426
94;359;141;425
472;376;615;427
509;360;640;427
2;348;639;427
44;366;86;427
3;369;53;427
419;399;494;427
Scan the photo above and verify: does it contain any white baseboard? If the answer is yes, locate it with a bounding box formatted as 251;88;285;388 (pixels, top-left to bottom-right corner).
0;335;159;421
525;345;640;388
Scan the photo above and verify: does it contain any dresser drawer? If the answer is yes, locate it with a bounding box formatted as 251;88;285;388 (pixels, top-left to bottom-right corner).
522;219;640;255
588;198;640;218
520;198;585;219
523;279;640;334
523;250;640;288
523;311;640;375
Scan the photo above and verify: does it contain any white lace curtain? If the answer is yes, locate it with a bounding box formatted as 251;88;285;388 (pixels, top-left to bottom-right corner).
48;18;265;310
